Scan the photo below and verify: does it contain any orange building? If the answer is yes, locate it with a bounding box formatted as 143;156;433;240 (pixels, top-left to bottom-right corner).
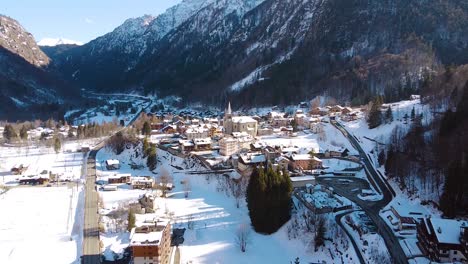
130;220;172;264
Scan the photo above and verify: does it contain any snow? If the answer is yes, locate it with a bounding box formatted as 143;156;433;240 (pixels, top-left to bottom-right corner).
0;186;83;264
95;146;360;263
0;145;84;186
38;38;83;46
430;218;467;245
229;65;269;91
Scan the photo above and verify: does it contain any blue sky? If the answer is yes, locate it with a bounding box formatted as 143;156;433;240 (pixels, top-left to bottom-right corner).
2;0;182;43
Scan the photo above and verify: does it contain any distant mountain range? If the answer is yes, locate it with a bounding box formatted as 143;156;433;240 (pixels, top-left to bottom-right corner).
44;0;467;107
38;38;83;47
1;0;467;120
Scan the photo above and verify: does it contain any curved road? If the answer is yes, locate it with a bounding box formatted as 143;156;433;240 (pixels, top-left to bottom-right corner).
327;121;407;264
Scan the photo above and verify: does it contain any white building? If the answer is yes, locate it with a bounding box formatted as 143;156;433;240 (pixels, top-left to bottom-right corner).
219;137;239;156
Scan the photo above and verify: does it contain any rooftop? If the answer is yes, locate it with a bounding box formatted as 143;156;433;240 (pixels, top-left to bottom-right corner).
232;116;257;123
429;218;468;245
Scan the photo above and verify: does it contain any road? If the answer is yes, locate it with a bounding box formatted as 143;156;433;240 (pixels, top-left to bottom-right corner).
82;149;102;264
81;97;151;263
335;210;366;264
323;121;407;264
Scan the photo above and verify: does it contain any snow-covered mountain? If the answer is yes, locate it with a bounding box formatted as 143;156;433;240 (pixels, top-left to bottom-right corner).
47;0;468;107
38;38;83;47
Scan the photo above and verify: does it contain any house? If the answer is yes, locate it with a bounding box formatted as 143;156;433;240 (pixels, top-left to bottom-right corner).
223;102;258;137
138;193;158;213
238;153;266;172
132;177;154;189
185;126;209;140
19;175;49;185
108;174;131;184
294;110;307;128
330;105;344;113
290;154;323;170
161;125;177;134
130;220;171;264
105;159;120;170
193;138;212;151
275;156;291;171
179;140;195;153
11;164;28;175
417;218;468;263
257;127;274;136
219;137;239;156
341;107;353;115
290;176;316;188
262;146;281;164
388;204;427;231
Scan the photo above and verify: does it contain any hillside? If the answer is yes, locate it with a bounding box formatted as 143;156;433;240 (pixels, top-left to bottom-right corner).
47;0;468;107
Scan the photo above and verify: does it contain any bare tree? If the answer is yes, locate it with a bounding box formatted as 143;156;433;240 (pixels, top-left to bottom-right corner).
157;167;174;197
235;223;251;253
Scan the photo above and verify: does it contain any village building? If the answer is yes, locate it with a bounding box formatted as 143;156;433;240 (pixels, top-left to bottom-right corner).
223;102;258;137
132;177;154;189
294;109;307;128
105;159;121;170
387;204;427;231
179;140;195;153
193;138;212;151
18;175;49;185
417;218;468;263
138;193;158;213
238;153;266;172
290;154;323;170
130;220;172;264
185;126;209;140
219;137;239;156
108;174;131;184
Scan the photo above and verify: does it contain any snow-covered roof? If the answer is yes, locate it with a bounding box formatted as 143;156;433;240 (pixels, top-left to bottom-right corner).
429;218;467;245
130;220;169;246
239;153;266;164
106;159;120;165
232;116;257;123
193;138;211;145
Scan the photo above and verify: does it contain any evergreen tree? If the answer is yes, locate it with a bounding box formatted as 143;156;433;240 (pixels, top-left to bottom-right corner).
146;145;157;171
54;137;62;153
142;121;151;136
367;97;383;129
411;106;416;120
19;125;28;140
3;124;17;142
143;137;150;157
127;211;136;231
378;149;386;166
385;107;393;123
314;216;326;250
246;166;292;234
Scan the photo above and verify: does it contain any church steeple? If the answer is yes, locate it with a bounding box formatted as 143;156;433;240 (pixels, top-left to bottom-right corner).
227;102;232;115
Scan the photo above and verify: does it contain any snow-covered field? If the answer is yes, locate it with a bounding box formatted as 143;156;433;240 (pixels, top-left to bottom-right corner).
96;146;361;263
0;144;85;186
0;186;83;264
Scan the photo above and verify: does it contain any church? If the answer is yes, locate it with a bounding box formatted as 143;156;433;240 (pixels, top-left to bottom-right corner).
223;102;258;137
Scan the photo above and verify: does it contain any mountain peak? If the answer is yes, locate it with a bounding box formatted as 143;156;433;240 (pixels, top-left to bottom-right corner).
38;38;84;47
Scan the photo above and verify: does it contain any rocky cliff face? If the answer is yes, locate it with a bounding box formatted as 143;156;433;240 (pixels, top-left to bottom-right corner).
0;15;78;120
48;0;468;107
0;15;50;67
